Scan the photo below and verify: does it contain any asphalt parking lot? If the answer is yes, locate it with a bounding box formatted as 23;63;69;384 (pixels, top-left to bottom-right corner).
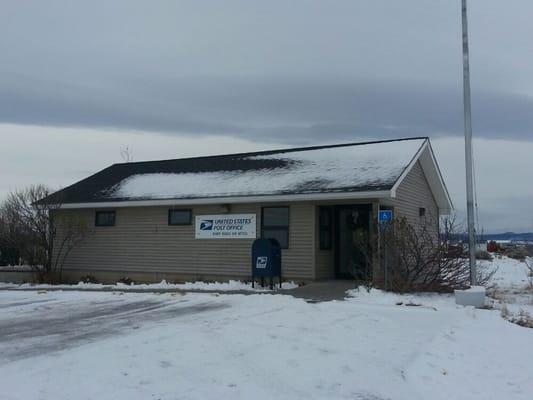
0;292;227;362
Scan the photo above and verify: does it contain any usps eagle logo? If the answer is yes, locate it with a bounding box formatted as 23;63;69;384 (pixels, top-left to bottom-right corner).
199;220;214;231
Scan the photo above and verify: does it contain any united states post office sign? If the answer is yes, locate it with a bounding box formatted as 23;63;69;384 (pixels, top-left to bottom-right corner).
195;214;256;239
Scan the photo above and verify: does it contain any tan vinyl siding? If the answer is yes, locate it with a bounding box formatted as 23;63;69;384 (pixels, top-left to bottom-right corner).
283;203;316;279
54;203;316;281
386;160;439;231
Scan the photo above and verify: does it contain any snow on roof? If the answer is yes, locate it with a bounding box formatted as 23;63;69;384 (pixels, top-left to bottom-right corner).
105;138;425;200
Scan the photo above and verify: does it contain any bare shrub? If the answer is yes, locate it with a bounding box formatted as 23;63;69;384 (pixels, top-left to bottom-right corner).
120;146;133;162
51;212;88;282
476;250;493;261
377;215;495;293
525;258;533;289
0;185;53;272
0;185;87;282
504;247;529;261
118;277;134;286
505;309;533;329
79;274;99;284
500;303;511;319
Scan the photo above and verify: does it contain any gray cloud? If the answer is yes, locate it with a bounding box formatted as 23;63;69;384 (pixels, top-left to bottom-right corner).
1;0;532;144
1;76;532;144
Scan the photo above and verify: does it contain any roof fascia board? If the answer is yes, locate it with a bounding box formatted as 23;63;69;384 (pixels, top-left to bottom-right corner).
424;142;454;212
56;190;392;210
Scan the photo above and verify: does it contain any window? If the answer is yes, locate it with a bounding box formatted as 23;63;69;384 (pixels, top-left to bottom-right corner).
95;211;116;227
262;207;289;249
319;207;333;250
168;209;192;225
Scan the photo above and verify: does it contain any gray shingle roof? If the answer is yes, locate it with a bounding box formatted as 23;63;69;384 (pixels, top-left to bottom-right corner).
41;137;427;205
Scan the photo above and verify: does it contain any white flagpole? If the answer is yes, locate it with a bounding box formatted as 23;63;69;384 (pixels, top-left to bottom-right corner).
461;0;477;285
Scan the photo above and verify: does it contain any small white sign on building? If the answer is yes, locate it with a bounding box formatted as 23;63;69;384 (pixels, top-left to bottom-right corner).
256;256;268;269
195;214;256;239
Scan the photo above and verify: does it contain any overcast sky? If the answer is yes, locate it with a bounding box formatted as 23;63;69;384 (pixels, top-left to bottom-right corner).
1;0;532;233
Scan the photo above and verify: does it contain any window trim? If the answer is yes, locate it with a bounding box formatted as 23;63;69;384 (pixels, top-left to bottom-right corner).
168;209;192;226
319;206;333;250
261;206;290;249
95;210;116;227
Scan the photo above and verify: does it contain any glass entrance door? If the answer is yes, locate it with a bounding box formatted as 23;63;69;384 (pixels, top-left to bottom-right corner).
335;205;371;279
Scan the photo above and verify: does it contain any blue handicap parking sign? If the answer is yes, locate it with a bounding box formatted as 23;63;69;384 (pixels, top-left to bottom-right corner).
378;210;393;224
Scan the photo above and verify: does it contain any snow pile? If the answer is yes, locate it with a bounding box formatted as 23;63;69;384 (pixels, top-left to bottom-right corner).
0;265;33;271
8;279;299;292
0;289;531;400
159;279;298;291
107;139;424;200
346;286;455;309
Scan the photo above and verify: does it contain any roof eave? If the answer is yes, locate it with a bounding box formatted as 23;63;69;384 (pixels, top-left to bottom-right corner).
55;190;393;210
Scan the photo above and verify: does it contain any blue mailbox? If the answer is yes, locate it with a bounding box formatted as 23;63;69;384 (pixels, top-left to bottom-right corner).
251;238;282;289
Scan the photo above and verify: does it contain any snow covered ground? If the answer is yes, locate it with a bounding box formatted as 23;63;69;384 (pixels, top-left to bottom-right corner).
0;255;531;399
481;255;533;322
484;255;531;290
1;282;532;399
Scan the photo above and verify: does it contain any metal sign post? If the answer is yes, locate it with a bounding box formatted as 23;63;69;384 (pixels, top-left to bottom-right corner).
379;210;393;290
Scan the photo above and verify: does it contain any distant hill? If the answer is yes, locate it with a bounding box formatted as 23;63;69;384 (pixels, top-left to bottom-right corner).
482;232;533;242
449;232;533;242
